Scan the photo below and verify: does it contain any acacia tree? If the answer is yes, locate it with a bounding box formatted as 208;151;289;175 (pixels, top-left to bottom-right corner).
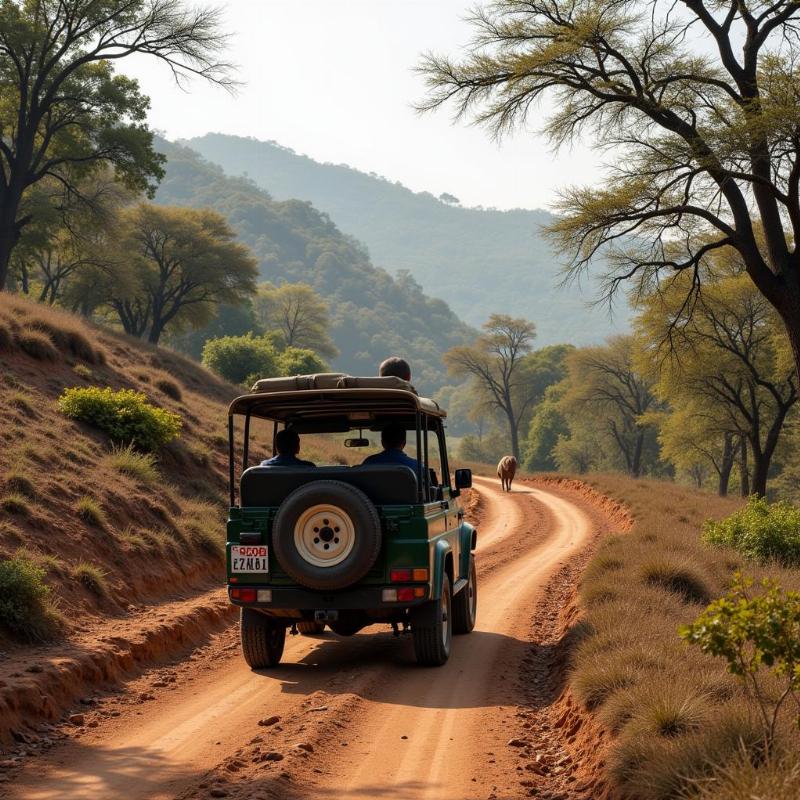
109;203;257;344
444;313;536;460
560;336;660;477
637;269;797;496
419;1;800;384
0;0;232;290
253;282;338;359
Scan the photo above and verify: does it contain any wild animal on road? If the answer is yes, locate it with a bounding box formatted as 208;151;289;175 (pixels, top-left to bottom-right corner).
497;455;517;492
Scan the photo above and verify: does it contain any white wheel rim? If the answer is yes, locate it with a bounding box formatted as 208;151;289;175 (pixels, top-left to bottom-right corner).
294;504;356;568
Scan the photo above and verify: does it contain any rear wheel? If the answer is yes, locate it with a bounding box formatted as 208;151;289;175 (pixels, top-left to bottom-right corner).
453;555;477;634
240;609;286;668
297;621;326;635
412;574;452;667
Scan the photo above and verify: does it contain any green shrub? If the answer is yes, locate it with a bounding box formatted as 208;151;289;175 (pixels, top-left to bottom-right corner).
681;574;800;750
202;333;278;385
0;557;61;640
16;328;59;361
107;444;158;483
277;346;327;376
76;496;106;527
58;386;182;451
71;561;108;597
704;495;800;565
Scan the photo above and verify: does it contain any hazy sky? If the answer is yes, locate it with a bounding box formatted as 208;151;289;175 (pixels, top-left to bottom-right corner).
124;0;603;211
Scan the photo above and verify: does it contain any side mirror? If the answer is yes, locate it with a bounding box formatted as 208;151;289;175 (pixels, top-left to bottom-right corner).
454;469;472;490
344;437;370;448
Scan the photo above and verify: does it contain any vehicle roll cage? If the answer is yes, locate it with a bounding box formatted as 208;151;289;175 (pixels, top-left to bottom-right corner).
227;388;449;508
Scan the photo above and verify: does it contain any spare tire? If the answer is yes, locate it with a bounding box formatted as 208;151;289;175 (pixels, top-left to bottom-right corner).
272;480;382;591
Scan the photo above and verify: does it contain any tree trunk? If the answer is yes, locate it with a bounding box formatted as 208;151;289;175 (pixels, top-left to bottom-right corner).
631;431;644;478
718;433;734;497
750;452;769;498
147;320;163;345
0;226;17;291
740;439;750;497
506;409;521;462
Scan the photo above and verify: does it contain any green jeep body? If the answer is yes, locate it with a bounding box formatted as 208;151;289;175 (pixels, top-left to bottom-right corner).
225;373;477;667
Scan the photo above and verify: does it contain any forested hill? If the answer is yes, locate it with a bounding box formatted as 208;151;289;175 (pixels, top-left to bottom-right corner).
154;140;475;395
185;133;631;344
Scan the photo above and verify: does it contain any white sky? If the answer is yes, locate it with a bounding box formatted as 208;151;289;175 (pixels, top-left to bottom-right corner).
123;0;604;211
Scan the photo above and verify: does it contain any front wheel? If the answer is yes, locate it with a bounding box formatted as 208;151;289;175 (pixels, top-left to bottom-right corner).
412;574;452;666
453;556;477;634
240;608;286;668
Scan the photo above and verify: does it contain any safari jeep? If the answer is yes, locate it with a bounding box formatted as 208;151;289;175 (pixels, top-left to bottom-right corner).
225;373;477;668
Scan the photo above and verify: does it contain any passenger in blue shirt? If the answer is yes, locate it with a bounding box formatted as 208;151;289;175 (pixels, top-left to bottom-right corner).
261;429;315;467
361;424;420;473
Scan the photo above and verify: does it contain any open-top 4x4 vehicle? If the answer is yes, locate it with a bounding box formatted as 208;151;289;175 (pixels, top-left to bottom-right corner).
226;373;477;667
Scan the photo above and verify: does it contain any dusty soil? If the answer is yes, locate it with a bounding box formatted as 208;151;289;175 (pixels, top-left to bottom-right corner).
1;476;619;800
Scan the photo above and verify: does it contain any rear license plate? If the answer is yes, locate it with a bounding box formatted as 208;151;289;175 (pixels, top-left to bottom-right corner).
231;545;269;573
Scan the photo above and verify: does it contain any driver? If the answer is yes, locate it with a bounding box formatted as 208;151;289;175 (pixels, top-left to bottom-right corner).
261;429;315;467
361;423;420;472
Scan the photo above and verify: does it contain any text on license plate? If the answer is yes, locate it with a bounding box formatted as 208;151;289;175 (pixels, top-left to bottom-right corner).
231;545;269;573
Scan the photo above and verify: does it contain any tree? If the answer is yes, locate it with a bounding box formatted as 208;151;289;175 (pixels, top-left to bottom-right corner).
0;0;232;290
656;404;738;496
444;314;536;460
109;203;257;344
253;282;338;359
560;336;661;478
277;346;327;376
637;269;798;496
524;383;569;472
419;1;800;385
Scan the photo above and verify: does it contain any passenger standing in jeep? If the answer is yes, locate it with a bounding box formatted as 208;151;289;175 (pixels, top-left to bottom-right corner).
378;356;412;382
261;429;315;467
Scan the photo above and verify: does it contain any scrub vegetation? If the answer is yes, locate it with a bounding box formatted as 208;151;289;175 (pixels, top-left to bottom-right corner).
572;475;800;799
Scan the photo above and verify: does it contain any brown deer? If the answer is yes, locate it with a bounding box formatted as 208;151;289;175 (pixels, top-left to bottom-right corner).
497;455;518;492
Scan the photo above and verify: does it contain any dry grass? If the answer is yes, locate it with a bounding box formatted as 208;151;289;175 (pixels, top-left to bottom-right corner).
15;327;59;361
106;444;158;484
71;561;108;597
76;496;106;528
569;474;800;799
1;493;30;515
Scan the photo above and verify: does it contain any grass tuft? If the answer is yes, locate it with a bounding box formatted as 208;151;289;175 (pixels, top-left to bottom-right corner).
1;493;29;515
4;471;35;498
71;561;108;597
155;378;182;401
106;444;158;483
15;327;59;361
76;496;106;528
641;559;711;604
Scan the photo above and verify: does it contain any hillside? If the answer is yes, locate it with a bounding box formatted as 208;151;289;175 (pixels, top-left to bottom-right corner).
154;140;475;396
0;293;237;632
185;133;632;344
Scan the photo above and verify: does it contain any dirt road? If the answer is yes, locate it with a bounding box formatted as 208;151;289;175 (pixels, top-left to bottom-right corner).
5;477;601;800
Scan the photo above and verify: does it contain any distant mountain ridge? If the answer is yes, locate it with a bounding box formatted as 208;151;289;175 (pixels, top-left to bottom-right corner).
185;133;631;345
154;139;475;396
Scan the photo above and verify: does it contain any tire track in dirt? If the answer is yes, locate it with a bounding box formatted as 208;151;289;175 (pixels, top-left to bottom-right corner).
4;477;604;800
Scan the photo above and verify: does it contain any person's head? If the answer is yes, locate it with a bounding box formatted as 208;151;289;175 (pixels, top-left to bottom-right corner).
379;356;411;382
275;428;301;456
381;423;407;452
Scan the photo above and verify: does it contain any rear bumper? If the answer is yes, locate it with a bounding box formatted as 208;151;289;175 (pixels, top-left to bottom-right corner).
227;584;428;610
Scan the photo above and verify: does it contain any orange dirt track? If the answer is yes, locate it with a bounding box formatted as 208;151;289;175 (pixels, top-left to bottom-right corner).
5;477;609;800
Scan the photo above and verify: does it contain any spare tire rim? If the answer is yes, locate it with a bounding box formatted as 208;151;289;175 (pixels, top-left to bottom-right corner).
294;504;356;568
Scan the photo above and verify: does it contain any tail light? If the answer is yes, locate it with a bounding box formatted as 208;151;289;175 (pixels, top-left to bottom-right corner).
230;587;256;603
390;568;428;582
